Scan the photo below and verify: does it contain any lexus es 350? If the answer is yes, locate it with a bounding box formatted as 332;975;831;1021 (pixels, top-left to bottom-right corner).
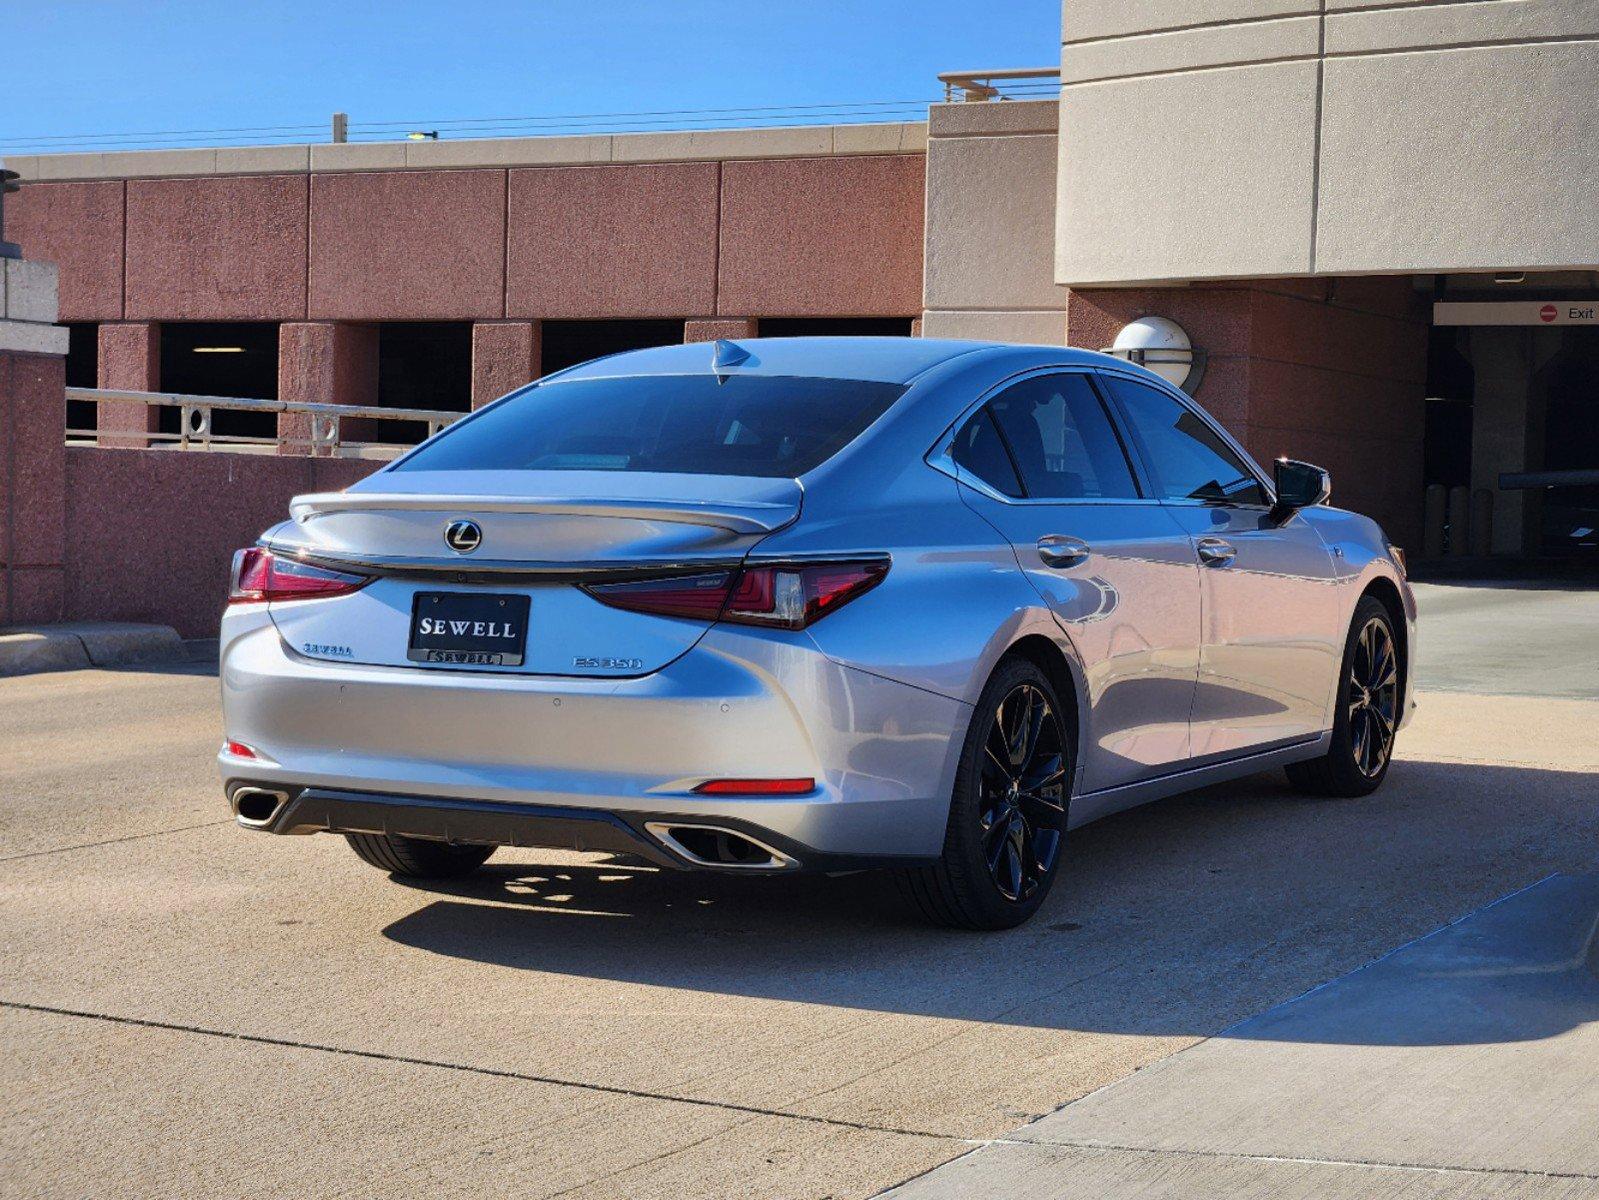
219;337;1415;929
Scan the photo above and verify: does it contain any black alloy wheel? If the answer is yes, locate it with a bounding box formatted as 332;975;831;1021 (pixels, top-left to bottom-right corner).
1347;615;1399;778
978;682;1068;902
897;657;1072;929
1285;595;1402;798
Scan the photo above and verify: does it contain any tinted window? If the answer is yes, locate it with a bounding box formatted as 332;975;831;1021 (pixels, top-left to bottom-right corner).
987;374;1139;500
1102;377;1267;505
395;374;905;478
951;408;1024;497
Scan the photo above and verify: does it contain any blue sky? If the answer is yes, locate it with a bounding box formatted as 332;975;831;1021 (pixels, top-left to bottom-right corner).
4;1;1059;155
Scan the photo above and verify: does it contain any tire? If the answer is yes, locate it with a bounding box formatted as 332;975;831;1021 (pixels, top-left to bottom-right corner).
1285;595;1401;798
344;832;496;879
896;657;1072;930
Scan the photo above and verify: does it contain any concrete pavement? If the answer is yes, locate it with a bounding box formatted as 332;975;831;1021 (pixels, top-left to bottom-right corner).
887;873;1599;1198
1412;581;1599;699
2;582;1597;1198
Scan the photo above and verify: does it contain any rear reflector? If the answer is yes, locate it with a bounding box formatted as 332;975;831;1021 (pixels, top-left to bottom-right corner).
229;547;369;605
693;778;817;796
222;739;260;759
583;559;887;630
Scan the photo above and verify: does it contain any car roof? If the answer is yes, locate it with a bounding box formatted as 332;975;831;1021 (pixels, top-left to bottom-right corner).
544;336;1121;386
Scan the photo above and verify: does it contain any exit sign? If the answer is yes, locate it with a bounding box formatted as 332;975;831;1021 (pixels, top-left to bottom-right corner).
1434;301;1599;326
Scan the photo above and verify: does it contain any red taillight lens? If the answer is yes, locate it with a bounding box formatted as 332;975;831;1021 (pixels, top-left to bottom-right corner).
693;778;816;796
572;570;738;621
228;547;368;605
582;560;887;630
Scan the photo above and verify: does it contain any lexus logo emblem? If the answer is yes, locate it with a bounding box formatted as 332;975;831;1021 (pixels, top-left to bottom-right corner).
443;519;483;554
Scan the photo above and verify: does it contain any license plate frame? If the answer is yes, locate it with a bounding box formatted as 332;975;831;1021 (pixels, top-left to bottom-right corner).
408;592;531;667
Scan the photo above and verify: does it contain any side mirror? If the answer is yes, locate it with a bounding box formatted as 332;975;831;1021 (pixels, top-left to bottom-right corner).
1272;458;1331;520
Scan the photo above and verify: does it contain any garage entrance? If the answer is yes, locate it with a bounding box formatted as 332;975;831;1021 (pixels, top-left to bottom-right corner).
1429;296;1599;562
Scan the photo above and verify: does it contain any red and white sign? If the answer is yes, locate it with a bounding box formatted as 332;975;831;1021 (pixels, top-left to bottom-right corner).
1434;301;1599;326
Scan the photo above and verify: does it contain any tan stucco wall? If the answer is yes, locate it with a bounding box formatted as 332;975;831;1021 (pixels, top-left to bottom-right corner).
921;101;1069;344
1056;0;1599;285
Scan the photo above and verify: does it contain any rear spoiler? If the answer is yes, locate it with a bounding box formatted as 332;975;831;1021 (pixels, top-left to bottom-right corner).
287;491;797;536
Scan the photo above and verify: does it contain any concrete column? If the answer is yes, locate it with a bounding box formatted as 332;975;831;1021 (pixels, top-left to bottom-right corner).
0;258;70;626
1467;327;1559;556
685;318;757;343
96;322;161;449
471;321;540;409
277;322;378;455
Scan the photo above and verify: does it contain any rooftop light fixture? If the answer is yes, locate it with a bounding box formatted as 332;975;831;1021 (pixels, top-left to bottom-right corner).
407;130;440;141
192;346;245;354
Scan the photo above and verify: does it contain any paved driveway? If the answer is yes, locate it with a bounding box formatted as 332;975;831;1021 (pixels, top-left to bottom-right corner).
3;583;1596;1198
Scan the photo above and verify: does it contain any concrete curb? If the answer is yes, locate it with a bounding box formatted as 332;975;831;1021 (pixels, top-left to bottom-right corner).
0;622;186;677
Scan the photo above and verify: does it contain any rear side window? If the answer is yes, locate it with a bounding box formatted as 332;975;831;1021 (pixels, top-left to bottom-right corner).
950;408;1024;497
1101;376;1267;506
395;374;906;478
986;374;1140;500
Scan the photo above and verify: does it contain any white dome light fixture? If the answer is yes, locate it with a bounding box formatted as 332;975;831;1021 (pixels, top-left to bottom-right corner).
1104;316;1204;393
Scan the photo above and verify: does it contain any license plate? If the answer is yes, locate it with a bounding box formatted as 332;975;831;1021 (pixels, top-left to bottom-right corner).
408;592;531;666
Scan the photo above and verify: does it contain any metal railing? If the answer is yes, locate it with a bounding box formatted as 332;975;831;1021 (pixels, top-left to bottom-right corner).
65;388;465;459
937;67;1061;103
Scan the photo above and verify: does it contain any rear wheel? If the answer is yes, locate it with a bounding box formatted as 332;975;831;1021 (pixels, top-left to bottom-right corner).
1285;595;1400;797
897;657;1071;930
344;833;495;879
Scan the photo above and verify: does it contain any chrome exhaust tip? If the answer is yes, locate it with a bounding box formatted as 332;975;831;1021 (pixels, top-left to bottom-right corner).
231;786;290;827
644;821;799;871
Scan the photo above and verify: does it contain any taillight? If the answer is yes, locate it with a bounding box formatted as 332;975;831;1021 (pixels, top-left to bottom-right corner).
583;560;887;630
228;547;369;605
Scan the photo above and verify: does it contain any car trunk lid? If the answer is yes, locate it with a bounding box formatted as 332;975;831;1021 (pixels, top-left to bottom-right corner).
262;471;799;677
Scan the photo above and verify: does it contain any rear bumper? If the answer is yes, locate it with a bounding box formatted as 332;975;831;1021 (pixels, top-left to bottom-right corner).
218;608;968;866
224;783;921;873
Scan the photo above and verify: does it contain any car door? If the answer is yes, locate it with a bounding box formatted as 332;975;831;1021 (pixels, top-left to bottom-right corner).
944;370;1201;794
1097;372;1343;760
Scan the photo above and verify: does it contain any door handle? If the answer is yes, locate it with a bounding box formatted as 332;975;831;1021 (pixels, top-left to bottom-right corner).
1196;536;1237;566
1037;535;1091;568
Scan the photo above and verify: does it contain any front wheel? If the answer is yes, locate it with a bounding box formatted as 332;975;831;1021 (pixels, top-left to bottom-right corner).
1285;595;1401;797
345;832;495;879
896;657;1072;930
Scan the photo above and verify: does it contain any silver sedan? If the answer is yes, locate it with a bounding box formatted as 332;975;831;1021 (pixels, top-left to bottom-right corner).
218;337;1415;929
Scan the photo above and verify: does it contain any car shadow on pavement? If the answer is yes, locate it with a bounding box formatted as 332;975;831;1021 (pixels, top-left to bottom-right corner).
381;756;1599;1048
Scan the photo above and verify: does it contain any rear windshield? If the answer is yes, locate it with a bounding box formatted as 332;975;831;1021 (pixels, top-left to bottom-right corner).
394;374;906;478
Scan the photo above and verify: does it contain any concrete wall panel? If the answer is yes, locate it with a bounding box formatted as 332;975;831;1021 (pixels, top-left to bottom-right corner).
506;163;718;319
919;310;1067;345
309;169;506;320
1315;39;1599;275
125;175;308;320
1058;1;1599;284
1062;0;1313;43
1062;14;1319;83
1056;61;1320;285
63;448;377;637
926;134;1066;312
6;182;125;321
1325;0;1599;54
717;155;923;317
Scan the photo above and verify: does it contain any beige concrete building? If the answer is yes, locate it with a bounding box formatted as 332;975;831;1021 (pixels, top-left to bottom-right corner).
929;0;1599;559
